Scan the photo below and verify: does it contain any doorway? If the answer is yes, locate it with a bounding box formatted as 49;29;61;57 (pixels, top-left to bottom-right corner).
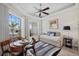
29;22;38;37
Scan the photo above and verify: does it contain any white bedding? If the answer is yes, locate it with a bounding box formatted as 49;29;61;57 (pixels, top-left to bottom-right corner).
40;35;60;41
40;35;63;47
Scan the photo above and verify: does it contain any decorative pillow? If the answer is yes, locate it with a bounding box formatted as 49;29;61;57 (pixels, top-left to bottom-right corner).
47;32;50;36
47;32;60;36
55;32;60;36
50;33;54;36
47;32;55;36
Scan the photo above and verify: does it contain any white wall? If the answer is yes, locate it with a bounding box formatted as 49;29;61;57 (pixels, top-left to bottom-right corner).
0;4;9;41
42;4;79;46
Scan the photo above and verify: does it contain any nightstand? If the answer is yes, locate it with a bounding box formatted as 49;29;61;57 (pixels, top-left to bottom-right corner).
64;37;72;48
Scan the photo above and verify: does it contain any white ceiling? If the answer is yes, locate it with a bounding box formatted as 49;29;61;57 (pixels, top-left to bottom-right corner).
7;3;75;18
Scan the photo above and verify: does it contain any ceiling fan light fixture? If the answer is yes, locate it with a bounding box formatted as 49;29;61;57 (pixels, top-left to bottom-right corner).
34;3;50;18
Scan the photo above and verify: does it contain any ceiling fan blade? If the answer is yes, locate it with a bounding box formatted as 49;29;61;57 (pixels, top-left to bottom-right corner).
42;7;49;11
39;13;41;17
42;12;49;15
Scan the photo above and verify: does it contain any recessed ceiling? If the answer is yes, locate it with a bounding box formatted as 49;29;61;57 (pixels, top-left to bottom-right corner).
7;3;75;18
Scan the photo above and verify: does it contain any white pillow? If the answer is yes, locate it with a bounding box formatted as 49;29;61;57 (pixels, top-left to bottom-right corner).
50;33;54;36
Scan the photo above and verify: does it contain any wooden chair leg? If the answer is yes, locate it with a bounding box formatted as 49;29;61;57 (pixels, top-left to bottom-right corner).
1;52;4;56
33;47;36;56
25;48;27;56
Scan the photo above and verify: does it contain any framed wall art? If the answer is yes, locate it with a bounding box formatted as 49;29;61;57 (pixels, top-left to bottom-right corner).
49;18;58;29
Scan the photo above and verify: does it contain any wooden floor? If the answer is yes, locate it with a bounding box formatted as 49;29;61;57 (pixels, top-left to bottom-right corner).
57;47;79;56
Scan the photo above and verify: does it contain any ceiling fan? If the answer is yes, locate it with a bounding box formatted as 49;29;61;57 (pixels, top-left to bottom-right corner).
34;4;50;18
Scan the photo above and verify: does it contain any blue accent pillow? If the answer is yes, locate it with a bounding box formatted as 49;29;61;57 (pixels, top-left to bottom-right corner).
47;32;50;36
47;32;55;36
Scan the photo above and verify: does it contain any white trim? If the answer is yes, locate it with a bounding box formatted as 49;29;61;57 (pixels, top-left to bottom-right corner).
4;3;23;19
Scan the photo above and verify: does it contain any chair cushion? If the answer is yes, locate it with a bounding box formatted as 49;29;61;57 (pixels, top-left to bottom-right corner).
25;44;33;49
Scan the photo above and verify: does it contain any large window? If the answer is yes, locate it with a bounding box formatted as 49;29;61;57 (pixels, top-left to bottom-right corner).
9;14;21;37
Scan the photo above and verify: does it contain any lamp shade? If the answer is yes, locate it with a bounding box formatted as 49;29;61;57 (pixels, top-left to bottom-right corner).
63;26;70;30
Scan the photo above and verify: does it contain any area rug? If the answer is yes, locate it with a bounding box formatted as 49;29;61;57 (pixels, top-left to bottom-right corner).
30;41;61;56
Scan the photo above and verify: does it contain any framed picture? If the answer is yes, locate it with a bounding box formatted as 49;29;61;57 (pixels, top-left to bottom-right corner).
49;18;58;29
